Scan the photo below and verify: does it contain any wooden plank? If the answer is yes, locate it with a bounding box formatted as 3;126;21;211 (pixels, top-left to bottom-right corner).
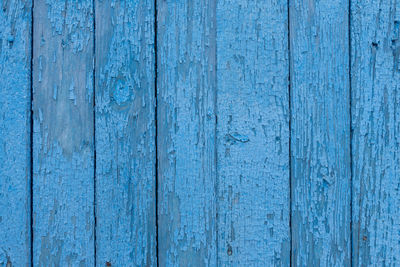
216;1;290;265
94;1;156;266
290;0;351;265
32;1;94;265
0;1;32;266
157;0;217;265
351;0;400;265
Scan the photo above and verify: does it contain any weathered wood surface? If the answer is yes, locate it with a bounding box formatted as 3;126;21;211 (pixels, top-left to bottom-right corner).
351;0;400;266
290;0;351;265
0;1;31;266
216;0;290;265
157;0;217;265
3;0;400;266
95;0;156;266
32;1;95;265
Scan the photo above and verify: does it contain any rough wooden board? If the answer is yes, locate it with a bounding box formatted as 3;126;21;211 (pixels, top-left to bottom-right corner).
157;0;218;265
94;0;156;266
290;0;351;265
216;0;290;265
0;0;32;266
351;0;400;265
32;1;95;265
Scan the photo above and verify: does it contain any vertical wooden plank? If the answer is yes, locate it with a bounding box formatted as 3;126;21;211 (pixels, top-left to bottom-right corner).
157;0;217;265
0;1;31;266
351;0;400;265
290;0;351;265
32;1;94;265
95;0;156;266
216;0;290;265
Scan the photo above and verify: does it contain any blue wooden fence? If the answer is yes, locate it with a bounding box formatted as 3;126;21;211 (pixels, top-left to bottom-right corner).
0;0;399;266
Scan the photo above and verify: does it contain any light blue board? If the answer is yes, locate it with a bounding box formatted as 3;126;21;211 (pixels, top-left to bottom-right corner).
0;0;31;266
95;0;156;266
216;0;290;265
32;1;95;265
290;0;351;265
157;0;218;265
351;0;400;265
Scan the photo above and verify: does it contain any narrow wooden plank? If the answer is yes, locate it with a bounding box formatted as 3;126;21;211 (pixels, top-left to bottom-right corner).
95;1;156;266
0;1;31;266
351;0;400;265
216;1;290;265
290;0;351;265
32;1;94;265
157;0;217;265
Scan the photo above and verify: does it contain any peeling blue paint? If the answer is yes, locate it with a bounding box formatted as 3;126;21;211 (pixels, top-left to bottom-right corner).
1;0;400;266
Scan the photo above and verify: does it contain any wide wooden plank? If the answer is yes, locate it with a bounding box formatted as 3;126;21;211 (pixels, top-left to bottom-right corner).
157;0;217;265
32;1;94;265
95;1;156;266
290;0;351;265
0;0;31;266
216;0;290;265
351;0;400;265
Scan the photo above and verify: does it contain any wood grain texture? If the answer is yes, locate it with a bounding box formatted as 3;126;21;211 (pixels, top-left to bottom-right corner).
2;1;400;265
351;0;400;265
0;1;31;266
95;0;156;266
157;0;217;265
216;0;290;265
290;0;351;265
32;1;94;265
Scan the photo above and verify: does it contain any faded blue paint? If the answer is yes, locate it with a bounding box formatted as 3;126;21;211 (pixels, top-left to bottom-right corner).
2;0;400;266
216;0;290;265
95;0;156;266
157;0;217;266
290;0;351;266
32;1;94;266
351;0;400;266
0;1;31;266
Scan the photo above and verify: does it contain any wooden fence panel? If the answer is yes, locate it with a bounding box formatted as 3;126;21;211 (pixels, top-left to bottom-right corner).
216;0;290;265
95;0;156;266
1;1;400;266
290;0;351;265
32;1;95;265
351;0;400;265
0;1;32;266
157;0;218;266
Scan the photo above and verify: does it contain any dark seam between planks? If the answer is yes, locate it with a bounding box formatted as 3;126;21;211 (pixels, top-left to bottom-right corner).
93;0;97;266
30;1;34;266
214;0;219;264
348;0;353;265
287;0;292;265
154;0;159;266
